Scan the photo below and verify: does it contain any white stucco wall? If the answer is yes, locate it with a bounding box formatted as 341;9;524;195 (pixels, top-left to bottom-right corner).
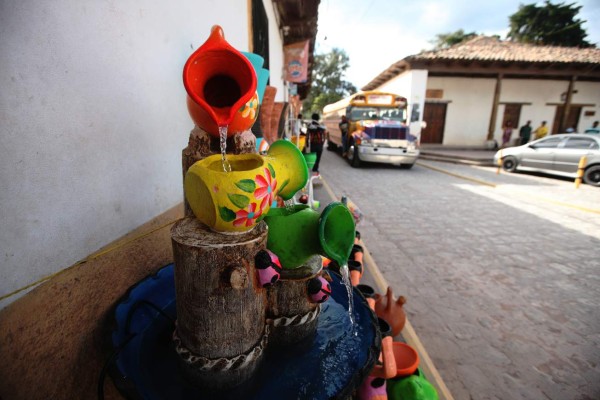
427;77;496;146
500;79;600;134
376;71;412;99
0;0;285;308
497;79;565;138
425;77;600;146
577;82;600;131
265;1;285;101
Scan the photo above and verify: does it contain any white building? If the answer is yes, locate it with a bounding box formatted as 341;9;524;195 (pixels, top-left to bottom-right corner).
362;37;600;147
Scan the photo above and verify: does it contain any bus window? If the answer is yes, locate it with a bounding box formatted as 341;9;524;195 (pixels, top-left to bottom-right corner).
348;106;405;121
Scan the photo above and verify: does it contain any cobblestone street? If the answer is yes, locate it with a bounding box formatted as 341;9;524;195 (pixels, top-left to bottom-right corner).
314;148;600;400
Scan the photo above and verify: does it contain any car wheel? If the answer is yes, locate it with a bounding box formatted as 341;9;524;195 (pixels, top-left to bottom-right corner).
502;156;518;172
399;163;414;169
349;145;361;168
583;165;600;187
327;140;337;151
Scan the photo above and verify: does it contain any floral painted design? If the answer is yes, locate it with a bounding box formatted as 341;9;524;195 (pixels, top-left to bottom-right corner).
233;202;262;227
240;92;259;121
255;167;277;212
218;163;278;229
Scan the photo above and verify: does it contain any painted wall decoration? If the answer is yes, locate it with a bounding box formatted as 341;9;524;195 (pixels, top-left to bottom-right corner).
283;40;309;83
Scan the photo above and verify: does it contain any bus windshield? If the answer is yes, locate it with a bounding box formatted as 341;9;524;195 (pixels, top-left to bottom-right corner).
348;106;406;122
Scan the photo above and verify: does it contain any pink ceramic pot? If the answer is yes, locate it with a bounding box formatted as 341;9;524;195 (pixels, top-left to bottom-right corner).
357;376;388;400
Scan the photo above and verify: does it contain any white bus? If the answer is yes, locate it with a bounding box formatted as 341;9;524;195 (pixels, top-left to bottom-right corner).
322;91;419;168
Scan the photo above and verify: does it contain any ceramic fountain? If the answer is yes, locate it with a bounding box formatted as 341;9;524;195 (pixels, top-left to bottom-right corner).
107;25;380;399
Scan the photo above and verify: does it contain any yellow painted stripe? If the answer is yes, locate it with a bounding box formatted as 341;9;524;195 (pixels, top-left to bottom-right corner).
0;218;179;302
320;175;340;203
321;174;454;400
417;161;496;187
418;161;600;215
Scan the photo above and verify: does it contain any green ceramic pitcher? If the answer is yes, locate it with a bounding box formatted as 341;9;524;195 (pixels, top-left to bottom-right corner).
387;368;439;400
264;202;355;269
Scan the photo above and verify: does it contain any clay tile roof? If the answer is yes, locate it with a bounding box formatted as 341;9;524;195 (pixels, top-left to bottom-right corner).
408;36;600;64
362;36;600;90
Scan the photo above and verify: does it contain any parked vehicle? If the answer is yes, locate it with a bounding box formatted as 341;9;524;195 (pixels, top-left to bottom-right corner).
494;134;600;186
322;91;419;168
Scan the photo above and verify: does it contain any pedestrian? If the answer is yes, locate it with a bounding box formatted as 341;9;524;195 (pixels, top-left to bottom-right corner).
293;113;303;136
518;120;532;145
533;121;548;140
501;120;514;148
307;113;326;175
584;121;600;134
339;115;349;157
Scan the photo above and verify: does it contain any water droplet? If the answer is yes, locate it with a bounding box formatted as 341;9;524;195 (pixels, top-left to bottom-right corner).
219;125;231;173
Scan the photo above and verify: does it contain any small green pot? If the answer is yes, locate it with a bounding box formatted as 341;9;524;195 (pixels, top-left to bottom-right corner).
264;202;355;269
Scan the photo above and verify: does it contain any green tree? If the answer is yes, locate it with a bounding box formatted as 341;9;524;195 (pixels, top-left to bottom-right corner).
507;1;593;47
302;48;357;116
431;29;478;49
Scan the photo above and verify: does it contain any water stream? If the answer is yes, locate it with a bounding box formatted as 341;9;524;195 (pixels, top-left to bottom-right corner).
339;262;356;331
283;198;296;212
219;125;231;173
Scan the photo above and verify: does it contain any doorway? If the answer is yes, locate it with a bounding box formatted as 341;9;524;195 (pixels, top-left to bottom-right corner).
252;0;269;72
501;104;522;130
421;102;447;144
552;105;582;134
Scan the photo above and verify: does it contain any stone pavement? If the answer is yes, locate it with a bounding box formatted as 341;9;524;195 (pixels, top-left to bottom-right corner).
310;148;600;400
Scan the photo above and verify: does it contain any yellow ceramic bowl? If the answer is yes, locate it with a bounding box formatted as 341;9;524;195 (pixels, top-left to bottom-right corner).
185;140;309;233
291;135;306;151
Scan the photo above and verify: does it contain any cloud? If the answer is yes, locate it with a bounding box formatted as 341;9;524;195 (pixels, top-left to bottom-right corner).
418;2;451;28
315;0;600;87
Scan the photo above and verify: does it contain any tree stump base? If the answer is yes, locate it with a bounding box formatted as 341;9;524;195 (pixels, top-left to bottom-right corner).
266;255;323;347
171;217;267;389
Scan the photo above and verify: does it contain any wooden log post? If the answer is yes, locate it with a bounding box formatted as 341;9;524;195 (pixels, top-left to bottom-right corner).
266;255;323;346
171;217;268;389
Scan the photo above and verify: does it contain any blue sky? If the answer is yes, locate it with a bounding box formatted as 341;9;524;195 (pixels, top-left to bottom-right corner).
315;0;600;89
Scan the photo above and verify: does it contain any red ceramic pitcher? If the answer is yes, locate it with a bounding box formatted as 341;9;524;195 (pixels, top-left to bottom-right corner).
183;25;258;137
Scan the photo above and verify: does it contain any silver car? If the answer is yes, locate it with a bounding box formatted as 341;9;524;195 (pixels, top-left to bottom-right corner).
494;134;600;186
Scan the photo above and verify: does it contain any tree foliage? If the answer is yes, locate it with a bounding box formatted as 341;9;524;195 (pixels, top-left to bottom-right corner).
507;1;593;47
431;29;478;49
302;48;357;116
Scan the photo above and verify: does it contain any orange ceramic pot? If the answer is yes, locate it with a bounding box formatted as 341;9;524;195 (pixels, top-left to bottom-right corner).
374;287;407;337
371;318;396;380
391;342;419;377
348;259;363;286
183;25;258;137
